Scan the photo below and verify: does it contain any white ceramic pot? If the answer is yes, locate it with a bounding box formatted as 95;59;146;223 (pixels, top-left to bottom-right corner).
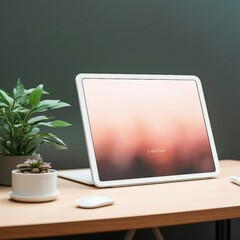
10;169;60;202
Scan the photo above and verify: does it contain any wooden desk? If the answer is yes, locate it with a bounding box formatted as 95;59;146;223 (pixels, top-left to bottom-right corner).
0;160;240;239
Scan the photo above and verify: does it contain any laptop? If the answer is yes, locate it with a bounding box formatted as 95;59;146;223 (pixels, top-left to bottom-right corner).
58;73;220;187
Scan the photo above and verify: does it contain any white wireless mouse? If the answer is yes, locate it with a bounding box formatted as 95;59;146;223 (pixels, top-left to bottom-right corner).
76;196;115;209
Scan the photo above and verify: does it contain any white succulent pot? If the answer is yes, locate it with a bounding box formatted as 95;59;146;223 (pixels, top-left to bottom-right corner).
10;169;60;202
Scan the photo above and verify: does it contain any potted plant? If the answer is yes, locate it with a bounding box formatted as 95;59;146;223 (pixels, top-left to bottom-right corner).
10;157;59;202
0;79;71;185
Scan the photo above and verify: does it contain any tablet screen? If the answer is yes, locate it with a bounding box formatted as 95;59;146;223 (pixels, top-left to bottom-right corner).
81;78;216;182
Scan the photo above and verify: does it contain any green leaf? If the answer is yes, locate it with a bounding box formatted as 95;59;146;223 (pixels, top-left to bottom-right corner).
0;102;8;108
13;79;25;98
28;115;51;125
0;127;10;141
38;120;71;128
0;90;13;106
45;141;68;150
16;93;28;106
33;99;60;112
29;127;40;135
50;120;71;127
6;140;11;148
47;133;68;146
44;133;68;148
13;123;23;128
0;142;10;155
12;108;29;114
29;85;43;107
26;133;68;151
50;101;71;110
24;138;44;155
25;88;49;95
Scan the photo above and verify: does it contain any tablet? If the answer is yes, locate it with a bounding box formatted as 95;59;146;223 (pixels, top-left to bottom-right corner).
75;74;220;187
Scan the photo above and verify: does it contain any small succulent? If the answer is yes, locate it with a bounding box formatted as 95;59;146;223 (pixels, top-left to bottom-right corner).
17;157;51;173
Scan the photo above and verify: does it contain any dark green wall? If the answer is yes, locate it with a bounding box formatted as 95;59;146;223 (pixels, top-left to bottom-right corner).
1;1;240;239
1;0;240;168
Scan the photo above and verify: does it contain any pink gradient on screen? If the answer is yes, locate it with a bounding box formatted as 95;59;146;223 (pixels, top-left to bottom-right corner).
83;79;215;181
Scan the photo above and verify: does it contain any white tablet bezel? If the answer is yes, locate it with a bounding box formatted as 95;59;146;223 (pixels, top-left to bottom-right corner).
75;73;220;187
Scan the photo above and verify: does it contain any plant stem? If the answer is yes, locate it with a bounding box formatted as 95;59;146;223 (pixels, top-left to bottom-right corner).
3;111;15;154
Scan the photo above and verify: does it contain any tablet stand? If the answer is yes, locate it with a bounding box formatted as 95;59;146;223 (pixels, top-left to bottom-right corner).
124;228;165;240
57;168;94;185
